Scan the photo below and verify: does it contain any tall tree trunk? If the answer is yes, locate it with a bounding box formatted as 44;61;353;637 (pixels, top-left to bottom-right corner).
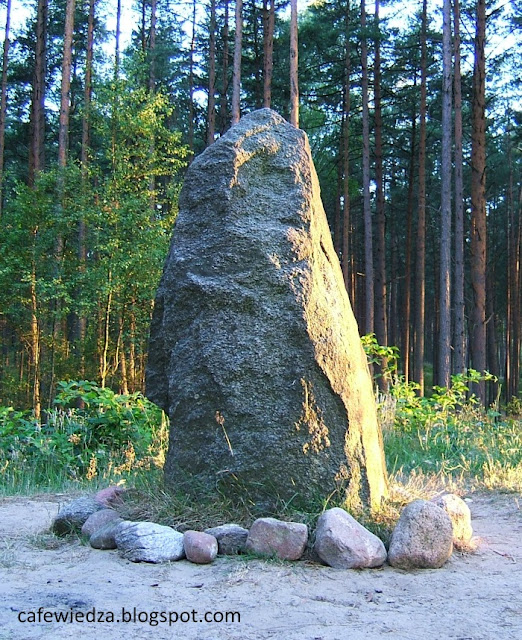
413;0;427;394
100;271;112;389
115;0;121;74
50;0;75;401
486;273;499;404
28;0;47;186
341;0;351;294
0;0;11;217
77;0;95;365
188;0;197;150
118;313;129;395
58;0;75;171
128;300;137;391
207;0;217;145
506;179;521;401
361;0;373;335
402;108;416;383
470;0;487;402
453;0;466;375
438;0;452;388
289;0;299;127
149;0;157;93
220;0;230;132
231;0;243;125
373;0;387;387
262;0;275;108
30;235;41;421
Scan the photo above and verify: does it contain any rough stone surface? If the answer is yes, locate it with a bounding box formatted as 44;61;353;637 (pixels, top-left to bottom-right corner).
115;521;185;563
81;509;121;538
204;524;249;555
245;517;308;560
314;507;387;569
51;497;105;536
94;486;126;507
388;500;454;570
89;519;126;550
183;530;218;564
146;108;387;510
432;493;473;549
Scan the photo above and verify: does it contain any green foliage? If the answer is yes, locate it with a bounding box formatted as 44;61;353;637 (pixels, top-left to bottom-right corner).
361;332;400;382
0;381;168;493
377;365;522;490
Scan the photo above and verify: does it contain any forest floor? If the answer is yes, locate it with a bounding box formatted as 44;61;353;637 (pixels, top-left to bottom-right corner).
0;492;521;640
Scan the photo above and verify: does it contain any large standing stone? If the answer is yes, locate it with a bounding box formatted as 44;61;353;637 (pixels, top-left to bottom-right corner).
146;108;388;510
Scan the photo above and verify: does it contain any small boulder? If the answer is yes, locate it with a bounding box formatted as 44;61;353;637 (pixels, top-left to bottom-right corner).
388;500;453;570
314;507;387;569
81;509;122;538
245;518;308;561
94;486;126;507
184;531;218;564
115;521;185;563
90;520;127;550
204;524;249;555
432;493;473;550
51;497;105;536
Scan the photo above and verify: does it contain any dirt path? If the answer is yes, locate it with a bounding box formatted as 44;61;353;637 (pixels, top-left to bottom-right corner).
0;492;521;640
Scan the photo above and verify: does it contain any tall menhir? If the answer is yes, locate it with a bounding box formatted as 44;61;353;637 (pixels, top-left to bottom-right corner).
146;109;388;512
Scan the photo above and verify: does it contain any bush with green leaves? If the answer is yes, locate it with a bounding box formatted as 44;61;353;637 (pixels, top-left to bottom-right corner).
0;381;167;493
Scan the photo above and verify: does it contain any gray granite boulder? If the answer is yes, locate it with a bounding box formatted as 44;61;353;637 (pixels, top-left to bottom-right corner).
314;507;387;569
183;530;218;564
81;508;121;538
51;497;105;536
388;500;453;569
245;517;308;561
432;493;473;549
146;108;388;511
115;521;185;563
204;524;249;555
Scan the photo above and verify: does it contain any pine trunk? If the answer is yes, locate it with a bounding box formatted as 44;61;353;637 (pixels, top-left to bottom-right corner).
374;0;387;388
361;0;373;335
262;0;275;108
470;0;487;402
402;110;416;383
413;0;427;394
220;0;230;132
341;1;351;295
207;0;217;145
231;0;243;125
289;0;299;127
438;0;452;388
453;0;466;374
0;0;11;217
28;0;47;186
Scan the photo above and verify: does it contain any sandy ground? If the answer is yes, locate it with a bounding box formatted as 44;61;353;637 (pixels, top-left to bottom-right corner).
0;492;521;640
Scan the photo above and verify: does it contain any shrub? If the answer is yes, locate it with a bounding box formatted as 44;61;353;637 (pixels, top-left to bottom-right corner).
0;381;167;493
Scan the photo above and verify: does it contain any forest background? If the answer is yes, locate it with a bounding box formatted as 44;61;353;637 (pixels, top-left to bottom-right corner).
0;0;521;423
